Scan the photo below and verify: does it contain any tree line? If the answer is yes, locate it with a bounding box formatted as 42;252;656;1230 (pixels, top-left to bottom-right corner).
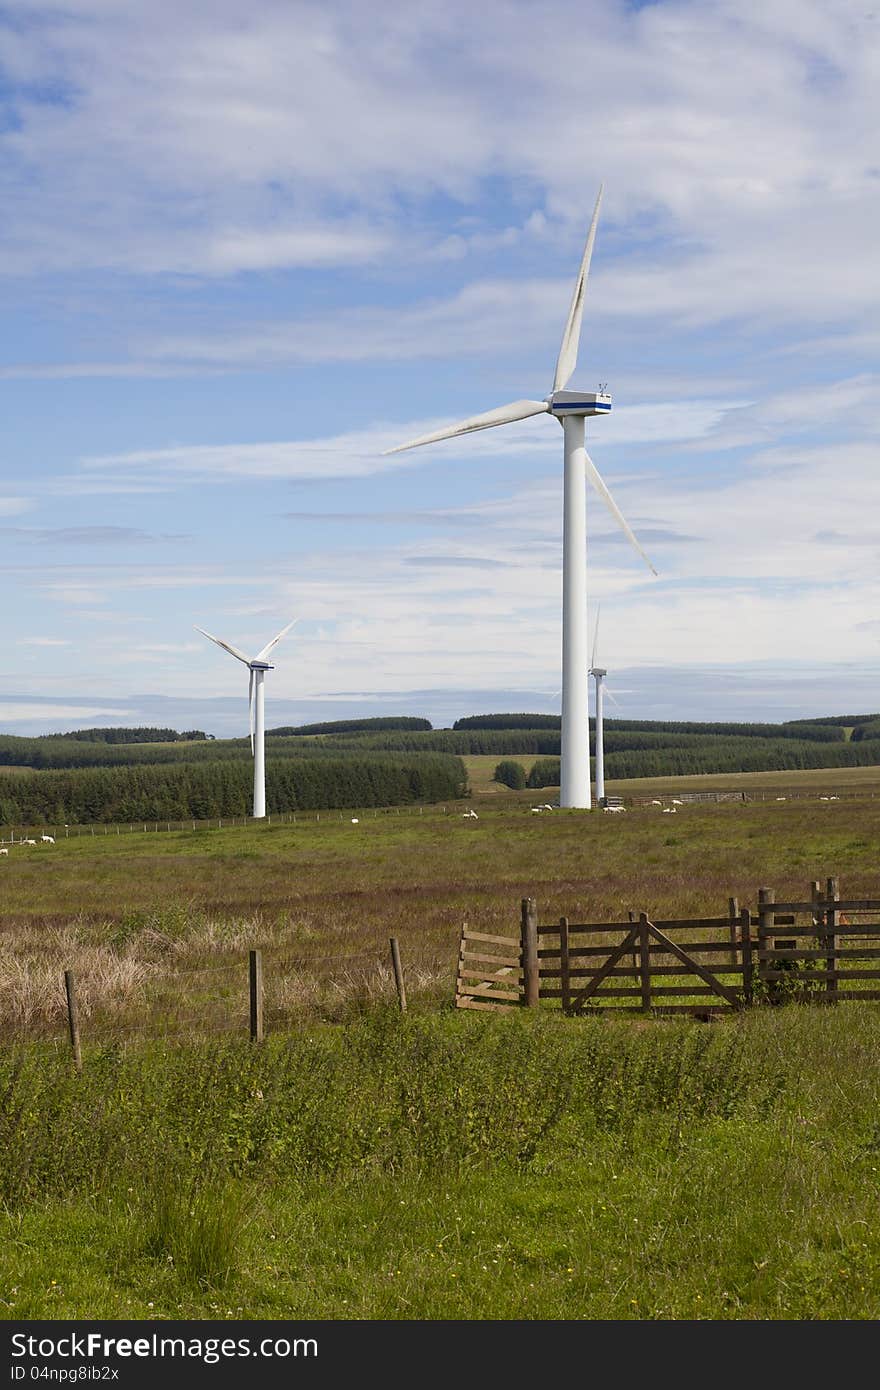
268;717;433;736
515;737;880;789
0;752;467;826
43;726;209;744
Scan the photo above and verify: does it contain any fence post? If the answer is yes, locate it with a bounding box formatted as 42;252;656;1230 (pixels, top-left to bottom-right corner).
638;913;652;1013
521;897;539;1007
389;936;407;1012
728;896;739;966
825;876;840;1004
740;908;753;1007
757;886;775;1002
559;917;571;1015
64;970;82;1074
249;949;263;1042
628;909;639;974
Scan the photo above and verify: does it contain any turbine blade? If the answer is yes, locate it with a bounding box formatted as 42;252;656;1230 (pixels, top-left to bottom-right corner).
256;618;297;662
584;451;658;576
382;400;549;455
591;605;601;670
248;668;255;755
605;688;621;707
194;626;252;665
552;185;603;393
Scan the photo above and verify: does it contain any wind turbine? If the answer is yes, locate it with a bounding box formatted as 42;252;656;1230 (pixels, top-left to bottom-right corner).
194;620;296;819
383;186;656;808
590;607;609;805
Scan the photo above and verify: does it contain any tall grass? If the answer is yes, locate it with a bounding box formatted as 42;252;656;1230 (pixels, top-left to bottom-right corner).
4;1007;880;1318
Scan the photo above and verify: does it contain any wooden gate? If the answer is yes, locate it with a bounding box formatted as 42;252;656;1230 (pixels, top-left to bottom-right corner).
455;924;524;1012
537;906;752;1016
454;881;880;1017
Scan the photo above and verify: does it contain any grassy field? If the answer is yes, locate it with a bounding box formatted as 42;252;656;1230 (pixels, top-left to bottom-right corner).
4;780;880;1320
4;783;880;1039
4;1007;880;1319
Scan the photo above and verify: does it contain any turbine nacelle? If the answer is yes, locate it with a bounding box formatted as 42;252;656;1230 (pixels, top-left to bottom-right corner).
590;666;607;678
248;661;274;672
547;390;612;417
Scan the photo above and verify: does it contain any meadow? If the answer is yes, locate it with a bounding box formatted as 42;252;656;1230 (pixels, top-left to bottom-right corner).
4;775;880;1319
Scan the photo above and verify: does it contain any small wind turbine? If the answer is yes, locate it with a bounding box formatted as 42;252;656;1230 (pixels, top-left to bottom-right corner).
194;619;296;819
383;186;656;808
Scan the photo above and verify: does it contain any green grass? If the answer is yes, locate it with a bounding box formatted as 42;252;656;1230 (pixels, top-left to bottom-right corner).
3;1007;880;1319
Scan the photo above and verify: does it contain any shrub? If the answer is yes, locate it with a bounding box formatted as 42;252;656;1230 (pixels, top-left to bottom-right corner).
527;758;561;789
494;760;527;790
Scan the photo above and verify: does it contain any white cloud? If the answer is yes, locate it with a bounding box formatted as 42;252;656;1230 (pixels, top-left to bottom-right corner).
0;703;131;722
75;397;735;489
1;0;878;329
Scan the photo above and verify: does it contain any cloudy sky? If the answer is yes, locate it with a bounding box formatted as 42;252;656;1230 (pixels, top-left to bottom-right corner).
2;0;879;735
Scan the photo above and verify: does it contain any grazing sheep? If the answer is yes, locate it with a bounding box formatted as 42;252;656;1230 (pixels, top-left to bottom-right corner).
41;834;55;844
0;847;7;856
603;805;626;814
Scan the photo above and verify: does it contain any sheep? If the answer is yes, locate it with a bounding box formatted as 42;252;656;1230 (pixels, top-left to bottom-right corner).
651;799;662;806
603;805;626;814
40;834;55;844
0;847;7;856
21;838;37;846
461;809;479;819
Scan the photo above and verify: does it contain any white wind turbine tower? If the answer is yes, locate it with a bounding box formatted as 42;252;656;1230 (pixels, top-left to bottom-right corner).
384;186;656;808
194;620;296;819
590;607;610;805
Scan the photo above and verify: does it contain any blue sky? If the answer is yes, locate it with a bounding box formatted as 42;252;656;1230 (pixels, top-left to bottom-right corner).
2;0;879;736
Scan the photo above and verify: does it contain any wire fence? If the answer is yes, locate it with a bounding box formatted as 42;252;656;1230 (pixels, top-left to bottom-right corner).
12;938;414;1062
0;802;470;845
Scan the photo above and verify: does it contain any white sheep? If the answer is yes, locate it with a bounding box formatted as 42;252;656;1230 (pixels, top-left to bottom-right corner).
0;847;7;856
41;834;55;844
21;838;37;845
603;805;626;814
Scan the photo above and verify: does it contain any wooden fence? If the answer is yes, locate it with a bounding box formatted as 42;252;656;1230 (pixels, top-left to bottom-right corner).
455;878;880;1016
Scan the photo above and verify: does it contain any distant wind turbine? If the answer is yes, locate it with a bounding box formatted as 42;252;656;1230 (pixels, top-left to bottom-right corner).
590;608;609;805
383;186;656;808
194;620;296;819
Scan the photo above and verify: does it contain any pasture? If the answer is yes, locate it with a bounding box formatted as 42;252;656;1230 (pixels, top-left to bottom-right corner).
4;780;880;1319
